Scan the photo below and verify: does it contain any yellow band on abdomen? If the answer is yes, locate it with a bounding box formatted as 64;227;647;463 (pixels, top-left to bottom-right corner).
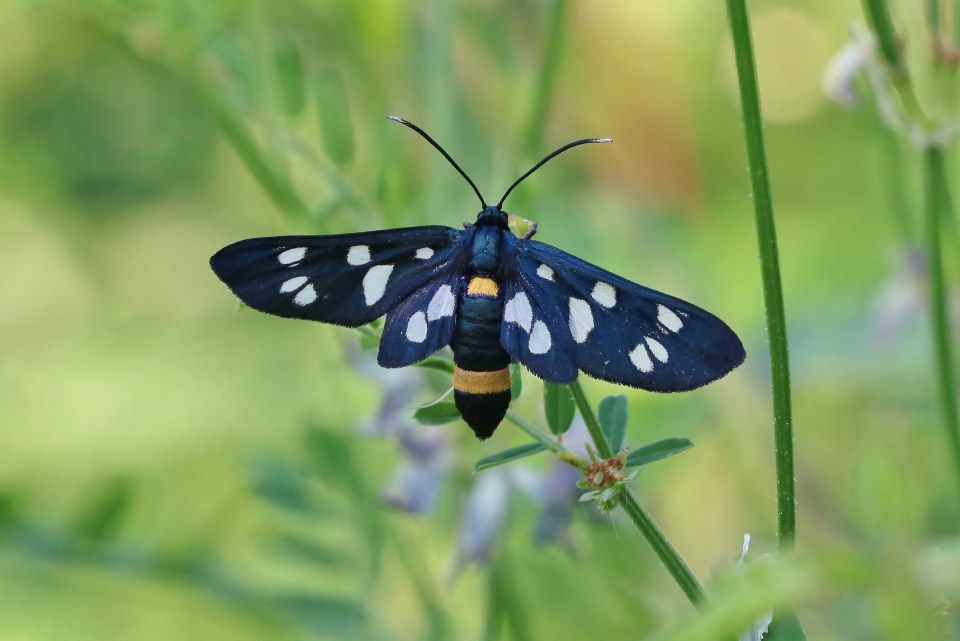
453;366;511;395
467;276;499;297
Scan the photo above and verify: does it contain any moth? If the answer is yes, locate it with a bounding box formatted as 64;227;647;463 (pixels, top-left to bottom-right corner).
210;117;746;440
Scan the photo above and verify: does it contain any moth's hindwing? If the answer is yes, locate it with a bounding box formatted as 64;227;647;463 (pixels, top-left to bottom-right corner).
378;272;460;368
500;236;746;391
210;226;464;328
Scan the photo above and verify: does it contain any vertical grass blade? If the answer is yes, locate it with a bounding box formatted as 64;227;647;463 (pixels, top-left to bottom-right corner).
862;0;904;71
923;146;960;485
724;0;797;549
525;0;568;153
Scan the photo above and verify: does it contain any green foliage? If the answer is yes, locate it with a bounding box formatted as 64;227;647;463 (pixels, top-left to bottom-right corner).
543;382;575;436
625;438;693;468
597;394;627;452
4;0;960;639
315;69;355;167
273;37;306;117
413;401;461;425
475;442;547;471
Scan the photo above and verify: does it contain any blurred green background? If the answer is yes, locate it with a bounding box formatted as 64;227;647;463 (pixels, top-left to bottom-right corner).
2;0;959;639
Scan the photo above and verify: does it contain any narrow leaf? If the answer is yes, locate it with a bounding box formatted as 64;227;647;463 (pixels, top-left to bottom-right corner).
273;38;305;117
73;479;132;541
475;443;547;471
543;382;575;435
273;593;367;638
414;357;455;374
765;609;807;640
413;402;461;426
598;395;628;452
625;438;693;468
510;363;523;401
315;69;355;166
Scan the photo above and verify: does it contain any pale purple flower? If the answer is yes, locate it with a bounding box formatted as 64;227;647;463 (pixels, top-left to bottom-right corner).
347;345;424;437
450;467;514;576
872;247;926;344
381;426;455;514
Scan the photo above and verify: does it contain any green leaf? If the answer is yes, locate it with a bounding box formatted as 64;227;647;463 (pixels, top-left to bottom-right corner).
413;402;461;426
766;609;807;640
273;593;367;638
543;382;575;435
475;443;547;471
598;395;628;451
625;437;693;468
73;479;132;541
273;38;305;117
315;69;355;166
414;357;455;374
510;363;523;400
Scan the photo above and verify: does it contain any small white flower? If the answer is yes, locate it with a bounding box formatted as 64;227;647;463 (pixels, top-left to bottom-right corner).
823;27;876;108
737;534;773;641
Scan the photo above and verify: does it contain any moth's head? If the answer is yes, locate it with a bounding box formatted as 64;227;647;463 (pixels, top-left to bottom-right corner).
475;205;508;227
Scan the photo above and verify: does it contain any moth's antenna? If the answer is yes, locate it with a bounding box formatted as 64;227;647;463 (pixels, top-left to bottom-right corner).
497;138;612;210
387;116;487;208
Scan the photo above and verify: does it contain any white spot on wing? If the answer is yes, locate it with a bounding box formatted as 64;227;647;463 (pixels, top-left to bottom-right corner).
406;311;428;343
427;284;455;321
362;264;394;306
658;304;684;332
536;264;555;281
415;247;434;260
278;247;306;264
347;245;371;265
645;336;669;362
293;283;318;306
568;297;594;344
280;276;308;293
528;320;552;354
629;343;654;372
504;292;533;332
591;282;616;308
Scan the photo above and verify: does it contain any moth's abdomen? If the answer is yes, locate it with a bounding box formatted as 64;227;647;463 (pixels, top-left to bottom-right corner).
453;368;511;440
452;276;512;439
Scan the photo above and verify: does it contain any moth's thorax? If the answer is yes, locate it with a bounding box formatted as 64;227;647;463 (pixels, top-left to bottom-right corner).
468;225;503;273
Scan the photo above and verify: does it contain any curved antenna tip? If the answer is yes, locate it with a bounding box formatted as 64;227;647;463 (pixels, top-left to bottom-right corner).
594;138;613;143
386;115;487;208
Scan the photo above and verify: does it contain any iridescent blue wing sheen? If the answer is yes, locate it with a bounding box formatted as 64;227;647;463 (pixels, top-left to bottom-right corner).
501;235;745;391
210;226;465;328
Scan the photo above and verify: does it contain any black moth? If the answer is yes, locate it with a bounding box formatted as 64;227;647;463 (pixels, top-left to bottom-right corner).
210;117;746;440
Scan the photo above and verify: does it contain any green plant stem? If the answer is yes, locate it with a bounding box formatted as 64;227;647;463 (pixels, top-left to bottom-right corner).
505;410;568;454
569;381;614;459
923;146;960;485
862;0;904;72
525;0;568;153
861;0;932;126
725;0;797;550
568;380;705;607
618;492;704;607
